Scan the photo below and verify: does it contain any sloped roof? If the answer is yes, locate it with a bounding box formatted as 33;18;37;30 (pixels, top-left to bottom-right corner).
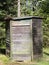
0;16;44;21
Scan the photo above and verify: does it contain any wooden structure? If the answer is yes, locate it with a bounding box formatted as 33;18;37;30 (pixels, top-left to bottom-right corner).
6;16;43;61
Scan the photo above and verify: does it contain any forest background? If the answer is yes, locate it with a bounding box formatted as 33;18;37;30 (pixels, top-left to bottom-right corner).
0;0;49;50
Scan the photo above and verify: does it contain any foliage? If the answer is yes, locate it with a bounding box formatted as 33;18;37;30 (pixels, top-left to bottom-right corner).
0;0;18;49
21;0;49;47
0;22;6;48
0;54;9;65
43;16;49;47
0;0;49;49
33;0;49;47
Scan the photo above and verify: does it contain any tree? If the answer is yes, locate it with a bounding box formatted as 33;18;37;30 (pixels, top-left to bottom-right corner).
0;0;49;48
35;0;49;47
0;0;18;49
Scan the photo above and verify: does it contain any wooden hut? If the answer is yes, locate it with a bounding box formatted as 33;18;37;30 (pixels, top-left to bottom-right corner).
5;16;43;61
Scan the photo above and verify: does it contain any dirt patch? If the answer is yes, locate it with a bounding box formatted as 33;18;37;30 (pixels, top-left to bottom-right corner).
8;62;21;65
8;61;38;65
0;60;4;65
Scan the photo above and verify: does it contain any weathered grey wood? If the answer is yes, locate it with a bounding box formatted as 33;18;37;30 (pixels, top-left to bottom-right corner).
10;20;33;61
32;19;43;59
6;16;43;61
6;21;10;56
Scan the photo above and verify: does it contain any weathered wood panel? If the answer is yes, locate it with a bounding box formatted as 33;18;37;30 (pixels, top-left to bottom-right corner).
10;20;33;61
6;16;43;61
6;21;10;56
32;19;43;59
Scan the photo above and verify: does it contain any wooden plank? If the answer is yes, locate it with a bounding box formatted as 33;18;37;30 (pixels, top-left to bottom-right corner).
32;19;43;59
6;21;10;56
10;20;33;61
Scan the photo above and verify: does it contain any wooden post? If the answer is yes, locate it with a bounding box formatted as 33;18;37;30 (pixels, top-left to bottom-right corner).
18;0;20;17
6;21;10;56
32;18;43;59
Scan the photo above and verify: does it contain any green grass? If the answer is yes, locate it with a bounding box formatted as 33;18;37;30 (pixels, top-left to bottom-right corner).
37;61;49;65
43;48;49;53
37;48;49;65
0;54;9;65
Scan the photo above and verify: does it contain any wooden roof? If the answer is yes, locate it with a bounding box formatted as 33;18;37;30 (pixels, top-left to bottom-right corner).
0;16;45;21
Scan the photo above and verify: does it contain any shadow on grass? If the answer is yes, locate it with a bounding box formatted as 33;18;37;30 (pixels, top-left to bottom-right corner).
44;52;49;56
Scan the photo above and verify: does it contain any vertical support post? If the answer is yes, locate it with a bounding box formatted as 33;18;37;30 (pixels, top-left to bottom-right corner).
18;0;20;17
6;21;10;56
32;18;43;59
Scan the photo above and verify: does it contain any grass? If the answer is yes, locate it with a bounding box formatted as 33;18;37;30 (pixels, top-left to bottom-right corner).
0;54;9;65
0;48;49;65
36;48;49;65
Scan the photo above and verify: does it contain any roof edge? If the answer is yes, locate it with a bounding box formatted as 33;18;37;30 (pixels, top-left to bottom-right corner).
0;16;45;21
11;16;44;21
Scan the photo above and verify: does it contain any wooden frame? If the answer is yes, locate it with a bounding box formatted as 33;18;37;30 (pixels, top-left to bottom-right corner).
6;16;43;61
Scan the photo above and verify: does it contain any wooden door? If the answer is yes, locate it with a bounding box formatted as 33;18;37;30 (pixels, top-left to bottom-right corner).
10;20;33;61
